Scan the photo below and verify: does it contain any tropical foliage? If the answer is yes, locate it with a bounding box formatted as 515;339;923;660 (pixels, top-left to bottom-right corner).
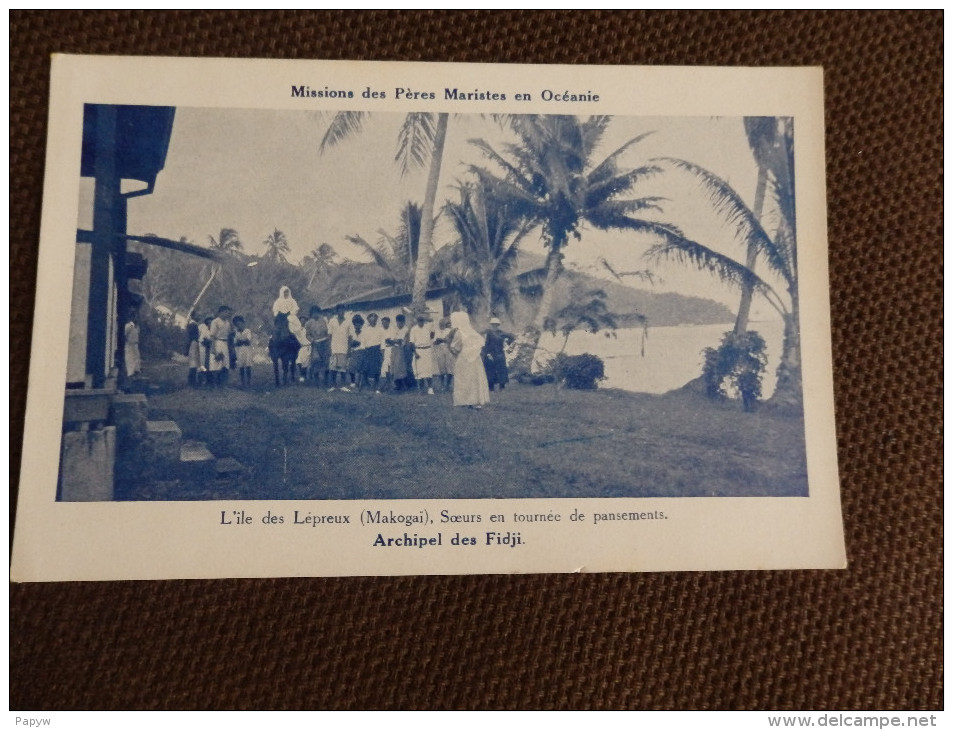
468;114;684;371
702;330;768;412
208;227;243;255
345;202;423;296
440;180;532;324
262;228;291;263
301;243;338;290
321;111;449;310
132;114;803;407
547;288;623;355
552;353;607;390
648;116;800;406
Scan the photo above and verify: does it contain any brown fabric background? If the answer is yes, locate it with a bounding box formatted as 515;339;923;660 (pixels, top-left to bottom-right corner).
10;11;941;710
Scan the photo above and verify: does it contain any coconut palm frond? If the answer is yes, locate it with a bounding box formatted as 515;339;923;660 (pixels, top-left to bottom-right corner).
647;238;788;317
586;197;668;225
376;228;405;266
321;111;369;152
469;138;537;191
656;157;793;285
764;172;797;276
584;206;679;241
396;112;437;175
468;166;542;213
596;163;664;194
262;228;290;263
745;117;796;232
397;201;423;266
208;228;243;254
588;131;656;184
443;178;539;318
345;233;394;274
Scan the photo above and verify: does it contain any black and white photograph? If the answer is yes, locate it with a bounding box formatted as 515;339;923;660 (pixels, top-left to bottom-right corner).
12;57;844;579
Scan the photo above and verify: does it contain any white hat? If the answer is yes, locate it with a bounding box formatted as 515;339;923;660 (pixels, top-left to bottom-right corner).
489;317;502;325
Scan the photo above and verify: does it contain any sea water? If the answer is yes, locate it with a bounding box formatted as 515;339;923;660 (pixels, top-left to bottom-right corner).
536;319;787;398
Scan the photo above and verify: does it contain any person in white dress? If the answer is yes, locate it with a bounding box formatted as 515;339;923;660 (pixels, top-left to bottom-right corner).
408;312;436;395
124;309;141;378
449;311;490;409
327;304;353;391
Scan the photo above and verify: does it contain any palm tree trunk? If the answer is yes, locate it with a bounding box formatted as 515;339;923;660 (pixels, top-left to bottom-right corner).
769;287;802;408
411;112;449;310
734;163;768;335
472;268;492;327
510;247;563;375
531;248;564;333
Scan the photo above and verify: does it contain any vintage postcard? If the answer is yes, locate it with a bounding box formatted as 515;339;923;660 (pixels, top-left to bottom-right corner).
11;56;845;581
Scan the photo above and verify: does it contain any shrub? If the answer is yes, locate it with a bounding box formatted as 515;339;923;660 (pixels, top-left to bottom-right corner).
139;307;184;359
553;353;606;390
701;330;768;411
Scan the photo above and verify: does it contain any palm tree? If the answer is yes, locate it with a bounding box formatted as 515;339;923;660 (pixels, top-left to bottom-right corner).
208;227;243;255
262;228;291;264
442;180;533;325
648;119;800;406
321;112;449;310
344;202;423;295
734;117;795;337
468;114;684;371
302;242;337;289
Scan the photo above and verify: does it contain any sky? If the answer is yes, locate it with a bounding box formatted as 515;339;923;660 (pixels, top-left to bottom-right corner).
80;108;788;320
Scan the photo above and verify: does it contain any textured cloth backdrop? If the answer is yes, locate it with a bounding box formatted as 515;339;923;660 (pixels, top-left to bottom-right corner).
10;11;942;710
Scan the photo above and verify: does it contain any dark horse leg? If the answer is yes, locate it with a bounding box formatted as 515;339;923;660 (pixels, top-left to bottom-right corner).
280;355;290;385
272;351;281;387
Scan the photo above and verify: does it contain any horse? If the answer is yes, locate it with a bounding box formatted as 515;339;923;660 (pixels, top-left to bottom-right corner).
268;312;301;386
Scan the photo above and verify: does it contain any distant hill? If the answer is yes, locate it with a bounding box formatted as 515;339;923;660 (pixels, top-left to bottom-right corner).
516;252;735;328
554;275;735;327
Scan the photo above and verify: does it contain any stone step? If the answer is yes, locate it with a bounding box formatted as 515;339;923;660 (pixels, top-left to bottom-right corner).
215;457;245;479
125;376;152;395
145;420;182;463
180;440;216;482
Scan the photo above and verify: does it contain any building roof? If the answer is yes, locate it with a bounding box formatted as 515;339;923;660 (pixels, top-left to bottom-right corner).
329;286;451;312
81;104;175;191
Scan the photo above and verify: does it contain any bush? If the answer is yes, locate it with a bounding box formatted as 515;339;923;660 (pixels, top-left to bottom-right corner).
139;307;184;359
701;330;768;411
553;353;606;390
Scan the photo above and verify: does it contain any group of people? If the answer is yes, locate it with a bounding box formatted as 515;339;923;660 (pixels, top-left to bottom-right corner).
185;305;255;387
186;286;513;410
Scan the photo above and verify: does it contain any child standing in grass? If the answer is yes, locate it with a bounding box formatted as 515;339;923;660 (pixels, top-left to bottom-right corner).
348;313;367;391
208;305;233;387
390;313;411;392
327;304;352;391
199;316;213;386
378;315;393;392
409;311;436;395
295;314;311;382
433;317;454;393
232;315;253;387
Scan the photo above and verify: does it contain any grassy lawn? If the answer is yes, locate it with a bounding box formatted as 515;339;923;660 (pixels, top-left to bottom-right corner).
122;362;809;500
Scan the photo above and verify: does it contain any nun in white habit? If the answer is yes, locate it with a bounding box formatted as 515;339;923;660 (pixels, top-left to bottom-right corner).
273;285;304;335
449;311;490;409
